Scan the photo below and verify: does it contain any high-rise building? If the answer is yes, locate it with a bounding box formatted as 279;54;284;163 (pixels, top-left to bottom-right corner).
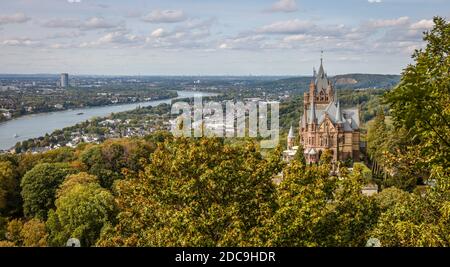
60;73;69;88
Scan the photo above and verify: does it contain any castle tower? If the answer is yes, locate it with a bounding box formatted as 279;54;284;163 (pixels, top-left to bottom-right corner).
299;55;361;165
287;125;295;150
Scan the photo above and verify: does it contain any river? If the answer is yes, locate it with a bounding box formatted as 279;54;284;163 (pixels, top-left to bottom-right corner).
0;90;217;150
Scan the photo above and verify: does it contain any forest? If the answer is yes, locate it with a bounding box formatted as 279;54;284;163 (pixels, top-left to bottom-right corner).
0;17;448;247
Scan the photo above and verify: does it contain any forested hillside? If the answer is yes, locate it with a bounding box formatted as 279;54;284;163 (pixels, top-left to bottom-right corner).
257;74;400;93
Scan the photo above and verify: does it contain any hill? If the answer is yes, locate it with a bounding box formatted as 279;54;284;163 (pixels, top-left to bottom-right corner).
257;74;400;93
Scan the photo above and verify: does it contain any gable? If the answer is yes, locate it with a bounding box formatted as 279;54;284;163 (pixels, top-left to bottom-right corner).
319;116;336;131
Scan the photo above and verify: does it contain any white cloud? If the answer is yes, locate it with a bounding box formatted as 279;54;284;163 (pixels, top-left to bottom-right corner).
0;13;30;25
49;43;74;49
267;0;298;13
283;34;308;42
80;30;140;48
368;0;382;3
144;18;215;49
43;18;80;28
258;19;314;34
367;16;409;28
151;28;167;38
219;43;229;49
1;38;40;47
82;17;120;30
43;17;121;31
218;34;267;50
47;31;85;39
68;0;82;3
142;10;186;23
410;19;434;30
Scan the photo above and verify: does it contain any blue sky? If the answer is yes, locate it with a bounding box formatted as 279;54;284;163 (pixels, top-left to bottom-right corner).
0;0;448;75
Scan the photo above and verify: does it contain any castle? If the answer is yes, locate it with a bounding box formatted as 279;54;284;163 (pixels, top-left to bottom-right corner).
284;57;361;164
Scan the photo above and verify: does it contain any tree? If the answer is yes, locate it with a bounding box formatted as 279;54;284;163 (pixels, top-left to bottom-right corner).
21;218;48;247
0;161;20;216
367;108;388;162
371;166;450;246
47;181;115;247
323;173;380;246
293;144;306;165
352;162;372;184
56;172;98;198
319;149;333;165
97;138;283;247
79;139;155;188
263;160;380;247
262;162;334;246
5;219;23;245
385;17;450;169
21;163;75;219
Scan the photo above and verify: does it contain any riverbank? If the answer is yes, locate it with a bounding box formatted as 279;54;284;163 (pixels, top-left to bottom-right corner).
0;92;178;124
0;90;218;151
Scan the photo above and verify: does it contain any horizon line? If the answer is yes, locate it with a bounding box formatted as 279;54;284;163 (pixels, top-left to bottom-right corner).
0;72;401;77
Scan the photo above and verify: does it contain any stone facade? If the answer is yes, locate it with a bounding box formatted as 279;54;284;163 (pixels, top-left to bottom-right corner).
283;58;361;164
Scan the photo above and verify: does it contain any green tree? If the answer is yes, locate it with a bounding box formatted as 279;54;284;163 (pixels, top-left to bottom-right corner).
293;144;306;165
385;17;450;169
21;163;75;219
80;139;155;188
366;108;388;162
264;161;379;247
56;172;98;198
47;180;115;247
263;162;334;246
371;167;450;246
319;149;333;165
98;138;283;246
0;161;20;216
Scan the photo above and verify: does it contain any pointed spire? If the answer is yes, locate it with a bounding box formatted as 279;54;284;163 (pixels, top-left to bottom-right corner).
318;58;325;78
334;87;338;103
313;67;316;78
288;125;294;138
302;111;307;128
309;95;316;124
336;101;343;123
287;124;295;150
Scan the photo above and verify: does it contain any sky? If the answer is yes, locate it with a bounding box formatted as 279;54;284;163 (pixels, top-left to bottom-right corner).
0;0;448;76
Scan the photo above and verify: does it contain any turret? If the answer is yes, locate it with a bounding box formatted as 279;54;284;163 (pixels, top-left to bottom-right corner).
309;79;315;95
326;83;333;100
287;125;295;150
309;95;317;128
336;101;343;123
301;111;307;130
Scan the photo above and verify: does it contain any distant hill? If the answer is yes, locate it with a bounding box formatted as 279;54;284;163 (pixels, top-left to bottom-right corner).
257;74;400;93
333;74;400;89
